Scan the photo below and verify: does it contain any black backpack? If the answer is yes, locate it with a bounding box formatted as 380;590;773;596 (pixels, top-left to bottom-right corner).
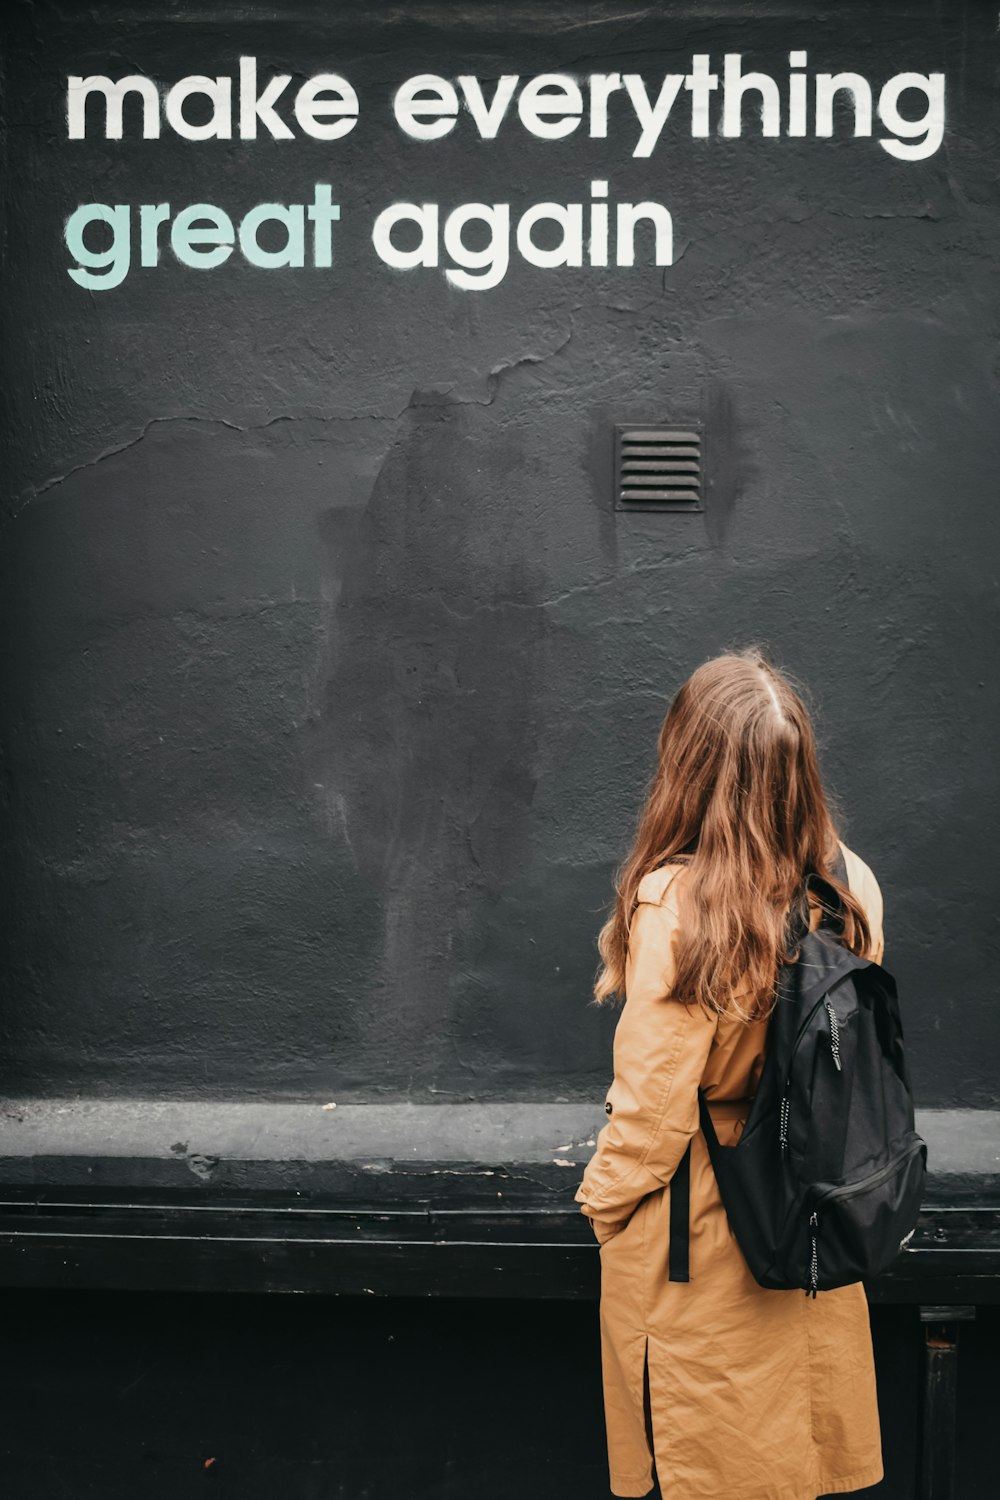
667;848;927;1295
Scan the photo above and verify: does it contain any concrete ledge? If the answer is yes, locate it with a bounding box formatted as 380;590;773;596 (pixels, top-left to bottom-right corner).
0;1101;996;1302
0;1100;995;1195
0;1097;604;1165
0;1097;606;1199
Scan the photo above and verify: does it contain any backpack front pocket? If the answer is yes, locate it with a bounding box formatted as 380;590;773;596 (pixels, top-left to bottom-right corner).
807;1135;927;1289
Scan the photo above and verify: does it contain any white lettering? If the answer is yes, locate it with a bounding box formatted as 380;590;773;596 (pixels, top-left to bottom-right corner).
722;53;781;137
878;72;945;160
443;203;511;289
616;202;673;267
623;73;685;157
516;202;583;268
164;76;232;141
457;75;519;138
815;72;873;138
294;74;359;140
517;74;583;140
372;203;440;268
394;75;459;140
238;56;293;140
588;73;623;138
684;56;718;138
67;75;159;139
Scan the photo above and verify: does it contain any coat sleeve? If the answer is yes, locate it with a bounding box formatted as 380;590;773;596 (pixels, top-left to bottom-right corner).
574;890;718;1245
841;841;885;964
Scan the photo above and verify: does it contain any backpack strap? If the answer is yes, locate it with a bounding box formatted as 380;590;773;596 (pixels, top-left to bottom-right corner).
667;1138;692;1282
666;843;850;1284
815;841;849;911
790;841;850;942
830;841;848;887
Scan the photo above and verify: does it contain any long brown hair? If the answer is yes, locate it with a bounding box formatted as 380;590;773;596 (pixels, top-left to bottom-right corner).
593;646;871;1019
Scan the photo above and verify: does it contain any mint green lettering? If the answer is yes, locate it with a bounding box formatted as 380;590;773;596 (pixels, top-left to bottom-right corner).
170;204;234;268
307;184;340;267
65;203;131;290
239;203;305;268
140;203;170;266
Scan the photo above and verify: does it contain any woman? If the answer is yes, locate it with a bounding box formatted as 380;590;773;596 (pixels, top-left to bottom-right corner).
574;647;885;1500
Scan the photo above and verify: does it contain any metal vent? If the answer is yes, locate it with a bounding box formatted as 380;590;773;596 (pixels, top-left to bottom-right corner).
614;425;703;511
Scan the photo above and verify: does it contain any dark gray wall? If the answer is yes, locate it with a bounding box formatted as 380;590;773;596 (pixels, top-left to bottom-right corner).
2;1;997;1106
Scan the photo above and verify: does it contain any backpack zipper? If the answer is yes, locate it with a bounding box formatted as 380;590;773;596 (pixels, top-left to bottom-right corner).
807;1211;819;1298
824;998;842;1071
811;1137;925;1210
779;993;841;1154
804;1138;924;1297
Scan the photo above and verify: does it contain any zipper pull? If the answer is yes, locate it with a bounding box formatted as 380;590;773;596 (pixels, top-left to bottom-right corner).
806;1211;819;1298
824;999;842;1071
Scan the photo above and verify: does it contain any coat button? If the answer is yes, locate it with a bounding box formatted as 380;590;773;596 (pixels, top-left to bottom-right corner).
605;1101;613;1114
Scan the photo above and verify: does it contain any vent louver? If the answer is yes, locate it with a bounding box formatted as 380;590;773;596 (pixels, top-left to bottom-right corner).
614;425;703;511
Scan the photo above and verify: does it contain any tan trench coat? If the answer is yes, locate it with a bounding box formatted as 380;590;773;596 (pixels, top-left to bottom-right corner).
574;842;886;1500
